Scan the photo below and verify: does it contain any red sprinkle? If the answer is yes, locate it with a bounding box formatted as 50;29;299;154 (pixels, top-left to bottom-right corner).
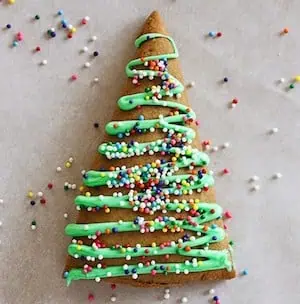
223;168;230;174
47;183;53;189
224;211;233;219
81;18;87;25
111;283;116;290
35;46;41;52
88;293;94;301
71;74;78;81
67;33;73;39
40;198;46;204
216;32;222;37
232;98;239;104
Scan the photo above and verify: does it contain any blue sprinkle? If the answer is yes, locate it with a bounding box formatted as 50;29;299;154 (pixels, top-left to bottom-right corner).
12;41;18;47
57;10;64;16
63;271;69;278
208;31;216;37
242;269;248;276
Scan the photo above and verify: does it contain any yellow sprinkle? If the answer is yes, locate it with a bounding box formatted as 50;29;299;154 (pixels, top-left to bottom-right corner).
151;162;156;168
71;27;77;33
183;190;188;195
8;0;15;4
151;242;157;247
171;228;175;233
295;75;300;82
100;172;105;177
149;221;155;226
77;245;82;250
121;248;126;253
105;207;110;213
122;147;128;152
85;192;91;197
145;95;150;100
195;199;200;203
162;228;168;233
178;203;184;210
79;186;84;192
198;261;203;266
171;157;177;162
27;191;34;198
193;204;198;211
65;161;72;168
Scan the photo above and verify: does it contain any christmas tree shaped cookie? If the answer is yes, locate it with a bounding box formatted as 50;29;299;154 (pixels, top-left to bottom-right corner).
64;11;235;286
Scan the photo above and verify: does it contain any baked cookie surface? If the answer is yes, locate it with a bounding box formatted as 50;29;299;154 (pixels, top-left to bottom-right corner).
64;10;235;287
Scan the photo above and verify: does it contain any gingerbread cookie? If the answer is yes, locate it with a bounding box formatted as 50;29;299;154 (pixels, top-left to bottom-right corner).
63;10;235;287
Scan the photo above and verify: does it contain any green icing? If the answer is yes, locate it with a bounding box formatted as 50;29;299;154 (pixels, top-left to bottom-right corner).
66;252;232;286
65;33;233;285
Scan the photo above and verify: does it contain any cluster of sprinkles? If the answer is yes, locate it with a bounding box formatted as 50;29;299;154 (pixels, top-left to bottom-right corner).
64;33;234;286
4;7;100;83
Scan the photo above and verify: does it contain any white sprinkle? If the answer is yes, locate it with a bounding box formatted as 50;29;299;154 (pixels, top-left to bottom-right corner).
67;24;73;30
56;166;62;172
212;146;219;152
71;184;77;190
41;59;48;65
95;277;101;282
279;78;285;83
164;293;170;299
165;288;170;293
252;184;260;191
181;296;188;303
273;172;282;179
91;35;97;41
82;46;88;52
209;288;215;295
84;224;89;230
0;199;3;204
37;191;43;197
270;127;279;134
230;103;236;108
222;142;230;148
250;175;259;182
68;183;72;189
68;157;74;163
50;27;55;32
94;77;99;83
84;62;91;68
31;225;36;230
64;213;68;219
84;16;90;21
0;221;2;227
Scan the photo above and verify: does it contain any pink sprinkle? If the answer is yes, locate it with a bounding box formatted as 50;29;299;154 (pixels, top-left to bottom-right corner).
195;120;200;126
223;224;228;230
151;269;157;276
224;211;232;219
16;32;24;41
71;74;78;81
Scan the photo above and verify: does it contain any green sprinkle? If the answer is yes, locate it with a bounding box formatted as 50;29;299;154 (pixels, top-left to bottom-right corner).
289;83;295;89
35;15;40;20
